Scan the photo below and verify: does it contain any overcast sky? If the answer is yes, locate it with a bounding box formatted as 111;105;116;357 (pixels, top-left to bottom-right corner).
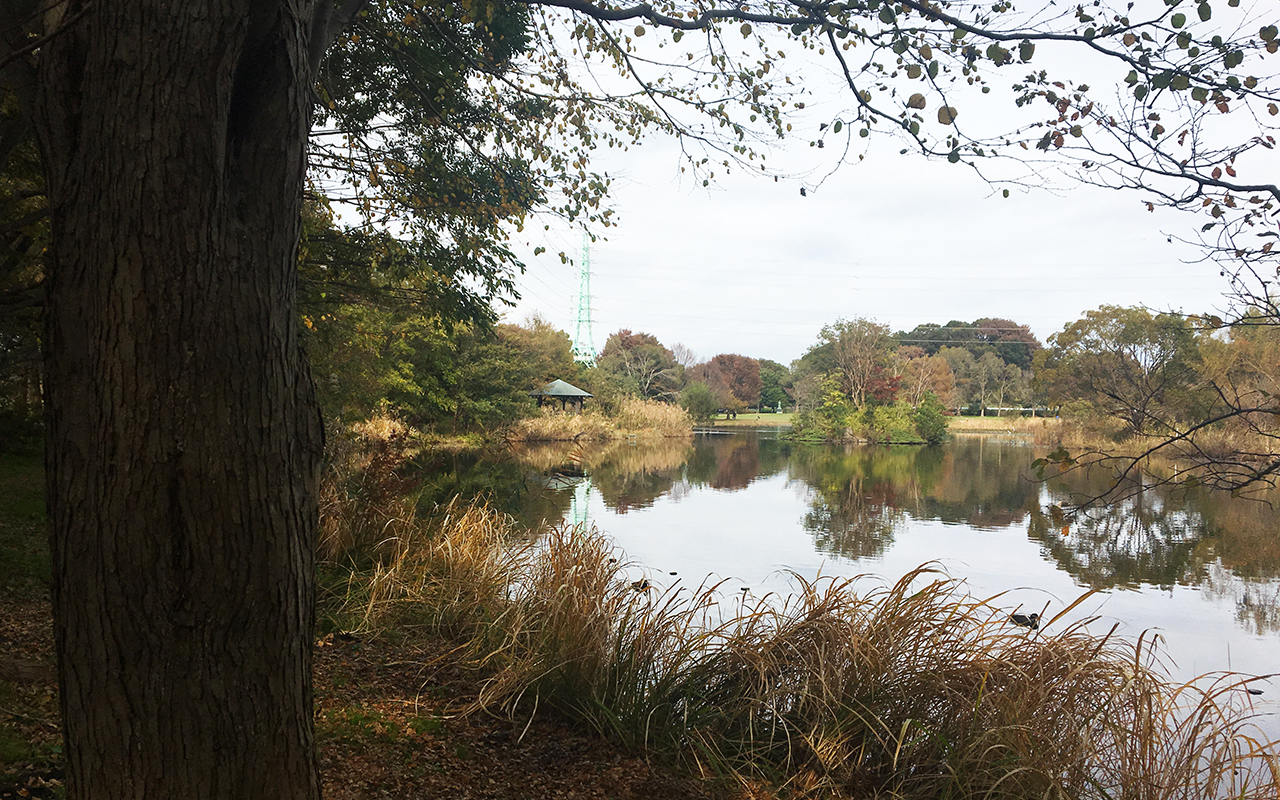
499;12;1275;367
503;136;1236;366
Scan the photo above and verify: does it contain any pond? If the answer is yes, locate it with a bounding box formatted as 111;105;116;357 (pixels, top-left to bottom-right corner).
411;428;1280;722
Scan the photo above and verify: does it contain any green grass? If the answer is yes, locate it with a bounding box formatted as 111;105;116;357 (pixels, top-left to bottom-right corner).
707;412;794;427
0;452;48;595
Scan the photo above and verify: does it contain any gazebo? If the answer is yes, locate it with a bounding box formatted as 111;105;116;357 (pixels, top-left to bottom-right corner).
530;379;592;412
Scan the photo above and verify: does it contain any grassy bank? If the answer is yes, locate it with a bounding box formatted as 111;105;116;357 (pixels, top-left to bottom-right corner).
319;432;1279;799
702;412;795;428
949;414;1063;435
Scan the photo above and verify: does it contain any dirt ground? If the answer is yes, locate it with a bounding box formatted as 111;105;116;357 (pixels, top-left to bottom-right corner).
1;590;760;800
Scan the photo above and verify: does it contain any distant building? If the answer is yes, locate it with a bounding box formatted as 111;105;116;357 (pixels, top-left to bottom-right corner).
529;379;592;412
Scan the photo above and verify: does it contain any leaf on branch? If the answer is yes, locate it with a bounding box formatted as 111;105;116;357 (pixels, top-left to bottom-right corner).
907;93;927;109
1171;13;1186;28
937;106;958;125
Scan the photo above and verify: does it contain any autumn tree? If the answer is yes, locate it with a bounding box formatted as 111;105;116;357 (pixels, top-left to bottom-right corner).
897;319;1041;369
596;329;682;400
811;318;894;409
973;318;1041;370
897;349;956;409
1035;305;1204;436
690;353;762;409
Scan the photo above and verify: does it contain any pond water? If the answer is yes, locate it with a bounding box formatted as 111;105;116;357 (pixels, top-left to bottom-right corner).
412;428;1280;723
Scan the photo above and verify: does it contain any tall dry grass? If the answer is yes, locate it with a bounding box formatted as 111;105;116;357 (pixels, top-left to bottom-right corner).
318;413;420;563
510;437;694;476
336;500;528;639
509;407;617;442
613;396;694;438
470;535;1279;798
510;398;693;442
318;441;1278;798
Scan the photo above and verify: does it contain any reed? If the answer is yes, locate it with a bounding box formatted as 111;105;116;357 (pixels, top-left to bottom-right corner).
509;407;617;441
510;398;693;442
471;545;1279;799
318;413;420;563
318;481;1279;798
613;396;694;438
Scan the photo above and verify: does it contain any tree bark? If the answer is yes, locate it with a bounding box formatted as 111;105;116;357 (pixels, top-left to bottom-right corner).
34;3;325;798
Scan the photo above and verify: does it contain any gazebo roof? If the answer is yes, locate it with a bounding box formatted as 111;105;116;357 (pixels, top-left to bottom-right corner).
530;379;592;398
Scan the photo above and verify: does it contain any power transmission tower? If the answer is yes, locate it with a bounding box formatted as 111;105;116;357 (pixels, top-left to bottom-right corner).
571;234;596;366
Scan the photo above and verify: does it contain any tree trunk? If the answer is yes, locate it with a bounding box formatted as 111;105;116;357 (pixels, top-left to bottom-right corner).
34;3;324;798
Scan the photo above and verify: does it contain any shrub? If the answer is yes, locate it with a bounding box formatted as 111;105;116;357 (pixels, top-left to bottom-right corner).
680;382;718;425
868;401;922;443
914;391;950;445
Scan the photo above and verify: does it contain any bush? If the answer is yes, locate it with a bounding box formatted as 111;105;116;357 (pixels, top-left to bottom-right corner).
914;391;950;445
680;382;718;425
868;401;922;443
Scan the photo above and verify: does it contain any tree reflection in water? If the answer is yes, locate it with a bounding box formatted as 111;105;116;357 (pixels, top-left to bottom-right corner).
790;437;1042;560
416;431;1280;637
1027;490;1206;591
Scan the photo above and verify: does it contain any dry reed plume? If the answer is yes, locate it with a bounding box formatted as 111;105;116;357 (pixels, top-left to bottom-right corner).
473;538;1279;798
510;437;694;476
510;398;693;442
318;436;1278;799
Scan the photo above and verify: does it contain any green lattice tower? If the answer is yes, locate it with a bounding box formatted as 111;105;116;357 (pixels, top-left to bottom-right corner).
571;234;596;365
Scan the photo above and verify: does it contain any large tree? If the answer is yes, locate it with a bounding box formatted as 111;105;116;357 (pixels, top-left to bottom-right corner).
3;0;1279;798
814;317;895;409
689;352;763;409
1036;305;1204;436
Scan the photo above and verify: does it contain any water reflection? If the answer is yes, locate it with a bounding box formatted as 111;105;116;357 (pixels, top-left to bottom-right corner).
787;439;1046;559
410;430;1280;640
1027;496;1206;591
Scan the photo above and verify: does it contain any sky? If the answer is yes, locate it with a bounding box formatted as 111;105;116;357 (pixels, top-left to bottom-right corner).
502;133;1236;366
496;8;1278;367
